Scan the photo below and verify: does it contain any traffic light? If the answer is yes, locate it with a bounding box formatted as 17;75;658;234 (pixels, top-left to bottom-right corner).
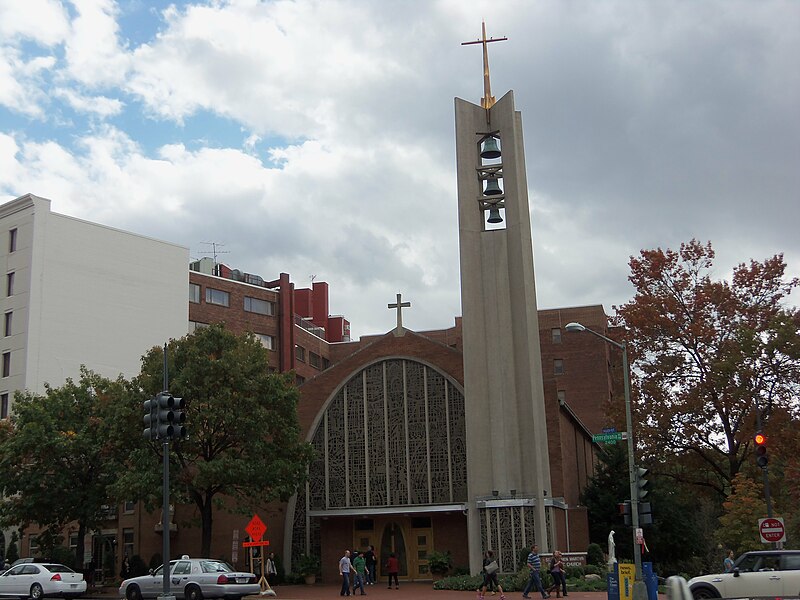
171;396;187;439
143;397;157;440
619;501;631;526
755;433;768;468
143;392;187;440
636;466;650;501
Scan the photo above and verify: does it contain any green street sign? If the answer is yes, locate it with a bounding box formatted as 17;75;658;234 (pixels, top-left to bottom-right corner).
592;432;628;443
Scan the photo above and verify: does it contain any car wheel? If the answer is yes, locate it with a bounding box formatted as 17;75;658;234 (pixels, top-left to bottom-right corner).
29;583;44;600
691;586;720;600
185;584;203;600
126;584;142;600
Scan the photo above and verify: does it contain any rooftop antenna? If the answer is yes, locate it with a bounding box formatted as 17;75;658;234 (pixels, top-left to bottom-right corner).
199;241;230;265
310;274;316;284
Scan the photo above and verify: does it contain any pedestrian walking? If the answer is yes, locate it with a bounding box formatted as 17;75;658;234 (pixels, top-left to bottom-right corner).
352;551;367;595
521;544;549;600
385;553;399;589
364;545;377;585
339;550;352;596
266;552;277;586
547;551;567;598
477;550;505;600
723;550;735;573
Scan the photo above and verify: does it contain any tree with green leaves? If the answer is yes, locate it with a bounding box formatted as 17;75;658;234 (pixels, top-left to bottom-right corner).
717;472;765;554
114;324;314;557
614;240;800;499
581;443;717;575
0;369;135;566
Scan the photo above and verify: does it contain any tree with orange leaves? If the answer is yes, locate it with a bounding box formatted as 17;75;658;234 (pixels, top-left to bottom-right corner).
614;239;800;500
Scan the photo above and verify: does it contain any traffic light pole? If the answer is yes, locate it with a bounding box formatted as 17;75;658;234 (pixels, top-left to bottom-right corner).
161;345;174;600
755;408;774;519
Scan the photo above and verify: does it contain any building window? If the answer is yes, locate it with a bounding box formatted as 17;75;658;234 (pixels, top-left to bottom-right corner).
552;328;562;344
295;345;306;362
28;536;38;555
4;312;10;337
189;283;201;303
244;297;275;315
2;352;9;377
322;357;331;370
124;500;135;513
6;272;14;296
1;392;8;418
554;359;564;375
309;352;321;369
68;533;79;552
295;374;305;385
557;390;566;405
123;528;134;560
9;228;17;253
189;321;209;332
205;288;229;307
256;334;275;350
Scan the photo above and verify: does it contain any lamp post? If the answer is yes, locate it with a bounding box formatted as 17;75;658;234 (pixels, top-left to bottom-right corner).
565;322;646;600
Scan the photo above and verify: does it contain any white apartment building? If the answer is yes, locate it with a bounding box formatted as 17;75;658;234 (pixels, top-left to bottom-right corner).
0;193;190;418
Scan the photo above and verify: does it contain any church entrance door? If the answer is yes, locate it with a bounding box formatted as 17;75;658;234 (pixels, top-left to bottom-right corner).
351;516;435;581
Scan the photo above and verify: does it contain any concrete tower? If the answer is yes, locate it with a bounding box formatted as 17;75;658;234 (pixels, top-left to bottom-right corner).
457;26;552;573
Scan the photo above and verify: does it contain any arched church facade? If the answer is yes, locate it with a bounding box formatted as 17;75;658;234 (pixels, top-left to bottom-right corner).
286;330;550;581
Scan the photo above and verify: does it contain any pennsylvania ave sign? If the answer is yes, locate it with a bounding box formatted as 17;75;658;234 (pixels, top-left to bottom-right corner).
759;517;786;543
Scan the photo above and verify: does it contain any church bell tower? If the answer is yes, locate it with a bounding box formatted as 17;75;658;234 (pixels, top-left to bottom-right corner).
457;23;552;572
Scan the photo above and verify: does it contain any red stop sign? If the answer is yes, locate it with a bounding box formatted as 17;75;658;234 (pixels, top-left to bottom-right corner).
759;518;785;543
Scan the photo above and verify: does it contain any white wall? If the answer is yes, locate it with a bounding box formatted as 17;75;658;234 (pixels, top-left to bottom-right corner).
1;194;189;397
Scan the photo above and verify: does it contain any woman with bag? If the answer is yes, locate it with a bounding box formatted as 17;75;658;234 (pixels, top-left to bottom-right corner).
477;550;505;600
547;551;567;598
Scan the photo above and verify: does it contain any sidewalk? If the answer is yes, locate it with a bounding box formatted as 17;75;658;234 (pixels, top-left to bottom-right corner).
88;583;610;600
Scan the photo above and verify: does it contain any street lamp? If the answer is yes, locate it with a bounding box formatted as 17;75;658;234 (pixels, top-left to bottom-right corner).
565;322;646;600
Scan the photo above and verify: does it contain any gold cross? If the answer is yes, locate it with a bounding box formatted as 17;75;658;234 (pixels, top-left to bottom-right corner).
462;21;507;109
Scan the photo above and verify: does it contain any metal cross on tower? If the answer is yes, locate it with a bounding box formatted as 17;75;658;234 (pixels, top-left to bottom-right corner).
461;21;507;109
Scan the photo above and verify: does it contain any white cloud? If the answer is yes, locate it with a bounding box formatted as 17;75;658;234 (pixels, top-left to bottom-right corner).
0;0;70;46
0;46;55;117
53;87;124;117
64;0;130;87
1;0;799;339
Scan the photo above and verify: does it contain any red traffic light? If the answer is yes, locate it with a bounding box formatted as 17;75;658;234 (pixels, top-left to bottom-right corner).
755;433;766;445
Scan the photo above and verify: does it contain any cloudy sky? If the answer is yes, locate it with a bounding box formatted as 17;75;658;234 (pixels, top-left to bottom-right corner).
1;0;798;339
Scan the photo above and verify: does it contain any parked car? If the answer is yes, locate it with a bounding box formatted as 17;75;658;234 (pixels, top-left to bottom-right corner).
688;550;800;599
11;559;57;567
118;556;259;600
0;562;86;599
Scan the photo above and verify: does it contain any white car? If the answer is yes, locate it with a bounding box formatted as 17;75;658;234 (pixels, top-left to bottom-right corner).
0;562;86;599
118;557;259;600
688;550;800;599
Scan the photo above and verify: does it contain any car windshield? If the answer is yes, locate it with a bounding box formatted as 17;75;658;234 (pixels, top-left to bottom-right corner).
44;565;74;573
200;561;233;573
153;561;178;576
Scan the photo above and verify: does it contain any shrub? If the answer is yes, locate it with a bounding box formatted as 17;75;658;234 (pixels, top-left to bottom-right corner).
6;533;19;564
565;565;584;579
296;554;320;576
427;550;452;575
129;555;148;578
149;553;162;572
585;564;603;576
50;546;76;570
587;543;605;566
